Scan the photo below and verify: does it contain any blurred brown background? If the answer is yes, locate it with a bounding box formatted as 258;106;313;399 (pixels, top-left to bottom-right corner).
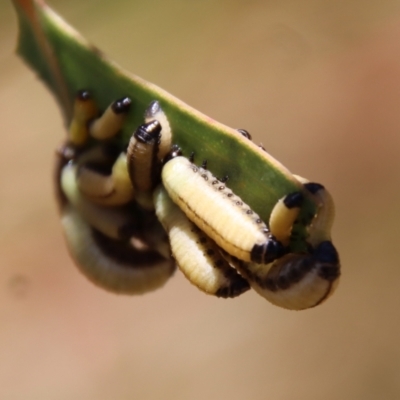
1;0;400;399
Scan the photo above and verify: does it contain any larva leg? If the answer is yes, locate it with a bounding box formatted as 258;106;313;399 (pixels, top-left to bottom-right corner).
269;192;304;246
89;97;131;140
144;101;172;161
61;205;175;294
127;121;162;209
161;154;283;264
236;241;340;310
68;90;98;146
61;162;137;240
76;146;135;206
154;185;250;298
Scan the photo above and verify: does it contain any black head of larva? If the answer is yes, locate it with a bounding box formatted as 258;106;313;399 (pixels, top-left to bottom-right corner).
237;129;252;140
134;121;162;143
163;145;182;165
111;97;132;114
304;182;325;195
284;192;304;209
76;89;92;101
250;237;285;264
144;100;161;119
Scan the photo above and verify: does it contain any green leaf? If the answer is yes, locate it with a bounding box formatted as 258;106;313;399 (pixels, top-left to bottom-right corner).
12;0;317;251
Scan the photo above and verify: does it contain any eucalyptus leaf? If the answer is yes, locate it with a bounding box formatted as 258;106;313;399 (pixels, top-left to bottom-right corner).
12;0;317;252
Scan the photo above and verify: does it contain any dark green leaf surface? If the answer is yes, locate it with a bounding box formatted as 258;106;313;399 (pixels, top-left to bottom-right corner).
13;0;317;251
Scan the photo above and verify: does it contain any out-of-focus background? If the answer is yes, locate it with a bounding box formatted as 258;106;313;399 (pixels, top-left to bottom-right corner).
1;0;400;398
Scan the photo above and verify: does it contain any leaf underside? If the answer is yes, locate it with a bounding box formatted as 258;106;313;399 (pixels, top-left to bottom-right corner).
12;0;317;252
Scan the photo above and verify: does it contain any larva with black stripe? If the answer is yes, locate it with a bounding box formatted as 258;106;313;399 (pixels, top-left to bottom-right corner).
61;205;176;294
232;181;340;310
161;153;284;264
127;120;162;210
154;185;250;298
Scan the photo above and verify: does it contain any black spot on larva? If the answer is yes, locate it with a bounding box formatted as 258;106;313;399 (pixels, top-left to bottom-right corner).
111;97;132;114
251;239;284;264
92;229;166;267
304;182;325;194
211;180;218;185
163;145;182;164
220;176;229;183
256;219;262;224
201;174;208;180
227;193;233;197
215;259;224;267
199;237;207;244
237;128;252;140
218;186;225;191
318;264;340;281
144;100;161;119
192;166;198;172
235;201;243;206
283;192;304;209
206;249;215;256
276;274;290;290
246;209;253;215
215;278;250;298
77;90;91;101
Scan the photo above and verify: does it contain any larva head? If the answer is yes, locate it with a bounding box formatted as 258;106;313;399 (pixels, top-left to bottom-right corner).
163;145;182;165
144;100;161;119
237;129;252;140
111;97;132;114
134;121;162;143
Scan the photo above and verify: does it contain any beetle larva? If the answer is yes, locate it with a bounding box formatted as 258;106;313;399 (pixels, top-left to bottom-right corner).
269;192;304;246
161;153;284;264
61;161;137;240
89;97;132;140
154;185;250;298
144;101;172;161
235;241;340;310
232;182;340;310
61;205;175;294
76;148;135;206
68;90;98;146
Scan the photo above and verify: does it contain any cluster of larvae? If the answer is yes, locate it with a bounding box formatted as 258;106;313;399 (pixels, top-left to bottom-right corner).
56;90;340;310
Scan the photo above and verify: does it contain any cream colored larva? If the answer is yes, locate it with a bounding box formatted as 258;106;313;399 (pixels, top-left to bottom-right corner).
154;185;250;298
161;154;283;264
144;101;172;161
61;205;175;294
61;162;136;240
89;97;131;140
234;182;340;310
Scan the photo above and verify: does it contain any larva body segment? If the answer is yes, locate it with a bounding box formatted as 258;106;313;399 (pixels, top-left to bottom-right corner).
161;156;283;264
61;205;176;294
237;241;340;310
61;162;137;240
154;185;250;298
